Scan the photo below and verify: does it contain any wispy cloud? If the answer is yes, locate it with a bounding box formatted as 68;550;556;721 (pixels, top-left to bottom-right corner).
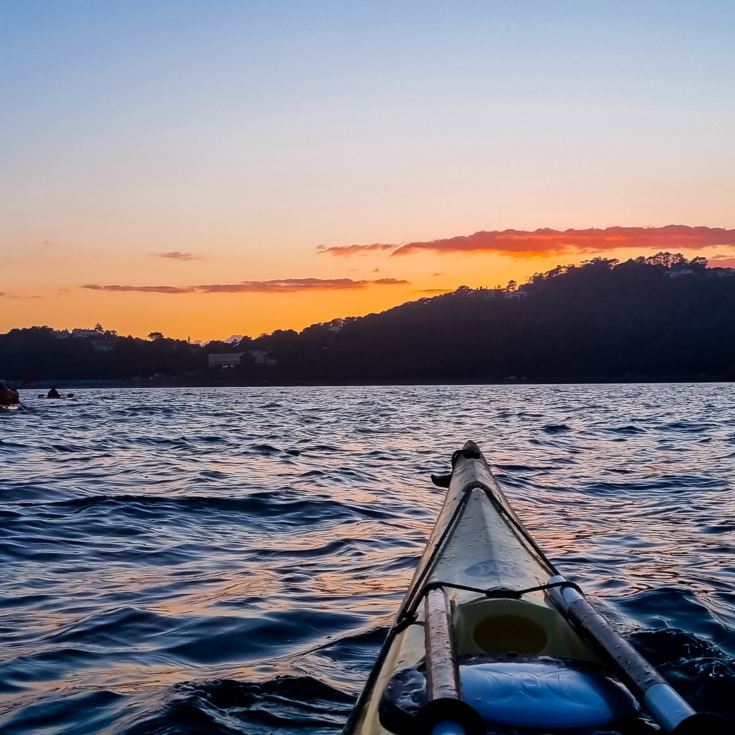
317;243;396;256
84;284;194;294
319;226;735;258
1;293;42;299
152;251;201;261
416;288;452;294
373;278;407;286
197;277;401;293
83;277;409;295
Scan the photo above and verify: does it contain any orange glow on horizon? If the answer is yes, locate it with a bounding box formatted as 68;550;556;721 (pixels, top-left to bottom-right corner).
2;227;735;341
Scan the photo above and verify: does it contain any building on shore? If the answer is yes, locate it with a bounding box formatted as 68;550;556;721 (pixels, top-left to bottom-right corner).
208;353;244;369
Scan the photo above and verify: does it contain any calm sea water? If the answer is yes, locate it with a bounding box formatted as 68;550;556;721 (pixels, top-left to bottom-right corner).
0;385;733;734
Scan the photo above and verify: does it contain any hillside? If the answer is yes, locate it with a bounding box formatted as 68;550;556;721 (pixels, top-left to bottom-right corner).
2;253;735;384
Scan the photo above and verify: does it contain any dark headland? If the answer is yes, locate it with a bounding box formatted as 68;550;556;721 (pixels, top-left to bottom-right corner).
3;253;735;386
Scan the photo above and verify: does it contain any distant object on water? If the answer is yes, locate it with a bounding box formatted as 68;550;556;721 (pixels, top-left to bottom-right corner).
0;379;20;409
37;387;75;399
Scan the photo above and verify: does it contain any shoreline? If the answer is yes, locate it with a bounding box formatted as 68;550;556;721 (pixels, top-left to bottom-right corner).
12;377;735;389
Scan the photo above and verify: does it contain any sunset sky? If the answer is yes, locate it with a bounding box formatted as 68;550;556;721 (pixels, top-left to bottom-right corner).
2;1;734;341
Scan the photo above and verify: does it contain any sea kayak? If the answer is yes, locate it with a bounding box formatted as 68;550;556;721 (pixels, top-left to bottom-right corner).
0;404;19;413
343;441;729;735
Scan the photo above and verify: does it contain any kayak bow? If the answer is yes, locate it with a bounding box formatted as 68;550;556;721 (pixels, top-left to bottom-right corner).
343;441;730;735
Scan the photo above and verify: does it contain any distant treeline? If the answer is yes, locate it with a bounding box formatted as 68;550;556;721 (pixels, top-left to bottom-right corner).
2;253;735;384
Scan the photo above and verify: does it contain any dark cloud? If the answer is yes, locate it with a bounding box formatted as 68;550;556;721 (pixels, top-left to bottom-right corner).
319;226;735;258
83;277;409;295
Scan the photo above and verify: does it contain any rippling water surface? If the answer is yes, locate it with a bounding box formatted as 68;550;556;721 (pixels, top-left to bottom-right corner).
1;385;734;733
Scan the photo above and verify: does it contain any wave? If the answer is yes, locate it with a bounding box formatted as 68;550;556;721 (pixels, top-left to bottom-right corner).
123;676;353;735
43;492;393;524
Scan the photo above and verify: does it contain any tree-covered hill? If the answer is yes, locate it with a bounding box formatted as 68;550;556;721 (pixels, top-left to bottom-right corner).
241;254;735;383
2;253;734;384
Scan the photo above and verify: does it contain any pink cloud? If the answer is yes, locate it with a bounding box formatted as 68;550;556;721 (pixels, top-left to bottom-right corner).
707;255;735;269
319;226;735;258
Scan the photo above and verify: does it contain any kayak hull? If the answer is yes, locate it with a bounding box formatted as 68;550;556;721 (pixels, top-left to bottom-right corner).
344;443;622;734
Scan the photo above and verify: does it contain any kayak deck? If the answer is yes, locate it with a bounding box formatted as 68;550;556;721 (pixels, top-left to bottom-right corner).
345;444;608;734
